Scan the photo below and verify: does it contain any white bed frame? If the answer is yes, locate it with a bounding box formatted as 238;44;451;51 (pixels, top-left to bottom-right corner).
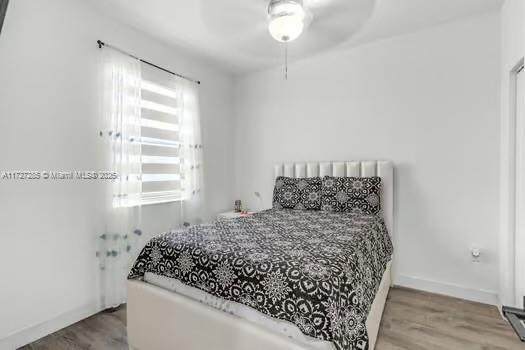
128;160;394;350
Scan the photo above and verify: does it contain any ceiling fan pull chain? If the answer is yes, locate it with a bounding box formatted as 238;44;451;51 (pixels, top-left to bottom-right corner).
285;42;288;80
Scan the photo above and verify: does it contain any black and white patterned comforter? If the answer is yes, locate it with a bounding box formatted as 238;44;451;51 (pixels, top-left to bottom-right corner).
129;209;393;350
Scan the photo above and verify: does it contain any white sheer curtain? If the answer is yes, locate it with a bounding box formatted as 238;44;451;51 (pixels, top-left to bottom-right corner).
96;48;204;308
179;78;205;225
97;48;143;309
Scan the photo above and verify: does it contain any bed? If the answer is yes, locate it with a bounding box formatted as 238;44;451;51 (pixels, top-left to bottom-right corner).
127;160;394;350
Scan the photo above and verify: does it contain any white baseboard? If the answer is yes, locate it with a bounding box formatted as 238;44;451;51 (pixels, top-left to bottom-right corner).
396;274;499;306
0;302;100;350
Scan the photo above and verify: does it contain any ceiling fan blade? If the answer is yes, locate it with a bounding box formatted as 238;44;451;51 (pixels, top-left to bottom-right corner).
304;0;341;10
308;0;373;20
199;0;268;40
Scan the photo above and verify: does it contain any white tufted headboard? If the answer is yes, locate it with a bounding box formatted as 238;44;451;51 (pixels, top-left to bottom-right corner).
273;161;394;240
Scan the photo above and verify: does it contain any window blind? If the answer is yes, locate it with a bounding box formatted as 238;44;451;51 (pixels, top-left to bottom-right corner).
139;64;183;205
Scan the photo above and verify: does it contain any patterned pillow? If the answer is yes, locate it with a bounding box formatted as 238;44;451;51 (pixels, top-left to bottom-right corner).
272;176;322;210
321;176;381;215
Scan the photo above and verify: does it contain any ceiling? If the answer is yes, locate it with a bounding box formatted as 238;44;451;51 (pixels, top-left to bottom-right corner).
88;0;503;74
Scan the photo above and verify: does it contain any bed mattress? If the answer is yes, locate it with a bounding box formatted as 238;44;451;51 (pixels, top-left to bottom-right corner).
129;209;393;350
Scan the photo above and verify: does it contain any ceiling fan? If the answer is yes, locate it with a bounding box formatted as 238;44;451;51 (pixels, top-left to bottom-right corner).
267;0;374;78
200;0;376;74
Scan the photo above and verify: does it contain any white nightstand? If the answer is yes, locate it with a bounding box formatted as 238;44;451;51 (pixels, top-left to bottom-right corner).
217;211;256;220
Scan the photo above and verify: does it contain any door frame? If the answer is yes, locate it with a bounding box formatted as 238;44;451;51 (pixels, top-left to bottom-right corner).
502;59;525;308
514;63;525;308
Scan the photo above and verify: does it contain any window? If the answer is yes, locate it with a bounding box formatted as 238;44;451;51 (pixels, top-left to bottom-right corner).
139;63;184;205
102;49;201;208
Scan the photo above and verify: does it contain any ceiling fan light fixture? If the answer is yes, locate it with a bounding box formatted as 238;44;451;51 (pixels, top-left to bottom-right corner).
268;0;305;43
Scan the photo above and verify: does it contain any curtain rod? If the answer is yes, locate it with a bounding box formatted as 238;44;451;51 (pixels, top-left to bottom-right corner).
97;40;201;85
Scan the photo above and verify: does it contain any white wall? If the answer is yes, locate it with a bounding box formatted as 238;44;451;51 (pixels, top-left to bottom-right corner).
234;13;501;303
0;0;234;346
499;0;525;308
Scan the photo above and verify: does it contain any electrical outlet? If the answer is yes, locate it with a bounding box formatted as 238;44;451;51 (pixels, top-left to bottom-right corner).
471;247;481;263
